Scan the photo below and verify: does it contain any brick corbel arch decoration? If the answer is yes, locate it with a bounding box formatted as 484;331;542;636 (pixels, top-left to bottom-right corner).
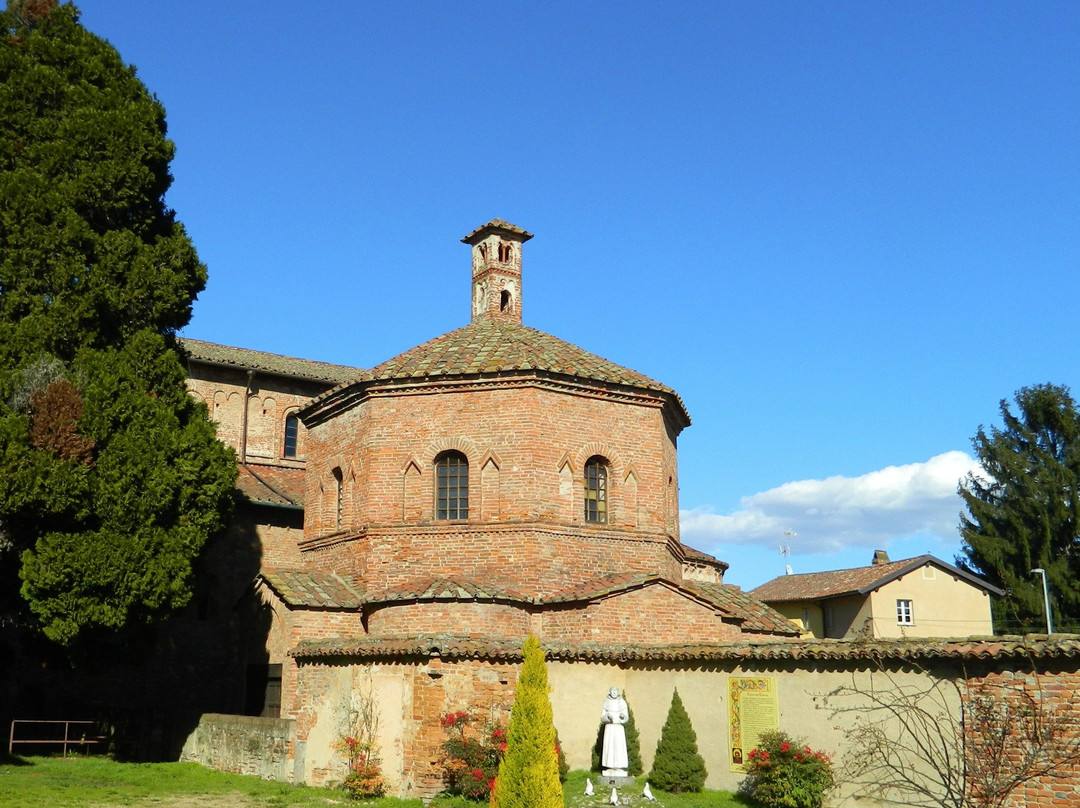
421;437;478;466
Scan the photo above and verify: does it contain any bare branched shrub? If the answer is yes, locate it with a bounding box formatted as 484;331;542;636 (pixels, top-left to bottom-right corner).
828;661;1080;808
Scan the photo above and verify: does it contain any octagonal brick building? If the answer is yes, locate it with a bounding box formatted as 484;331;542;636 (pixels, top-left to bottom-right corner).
255;220;797;796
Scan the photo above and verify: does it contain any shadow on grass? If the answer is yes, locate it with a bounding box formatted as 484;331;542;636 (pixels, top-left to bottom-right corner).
0;752;33;766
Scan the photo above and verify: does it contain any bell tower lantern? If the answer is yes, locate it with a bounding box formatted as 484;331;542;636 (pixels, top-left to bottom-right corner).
462;219;533;324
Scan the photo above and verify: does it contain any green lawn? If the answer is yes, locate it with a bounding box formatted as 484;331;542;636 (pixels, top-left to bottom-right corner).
0;756;749;808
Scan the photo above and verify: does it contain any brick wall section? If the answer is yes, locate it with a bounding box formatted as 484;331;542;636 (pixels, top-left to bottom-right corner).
400;658;518;799
542;584;743;645
367;601;531;638
187;364;324;464
179;714;295;782
306;525;679;598
303;384;676;544
965;668;1080;808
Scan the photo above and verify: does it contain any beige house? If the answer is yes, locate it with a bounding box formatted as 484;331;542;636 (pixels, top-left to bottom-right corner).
749;550;1003;639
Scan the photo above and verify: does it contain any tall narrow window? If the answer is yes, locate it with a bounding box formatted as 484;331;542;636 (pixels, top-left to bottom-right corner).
584;456;608;523
332;466;343;529
283;414;299;458
435;451;469;520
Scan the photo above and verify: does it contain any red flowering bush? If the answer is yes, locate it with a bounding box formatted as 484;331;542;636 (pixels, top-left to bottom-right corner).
742;730;834;808
335;734;386;799
440;711;507;801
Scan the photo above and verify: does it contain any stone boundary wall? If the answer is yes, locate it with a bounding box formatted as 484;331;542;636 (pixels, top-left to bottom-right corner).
179;713;297;783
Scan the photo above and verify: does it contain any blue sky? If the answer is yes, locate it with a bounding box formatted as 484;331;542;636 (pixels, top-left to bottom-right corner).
76;1;1080;589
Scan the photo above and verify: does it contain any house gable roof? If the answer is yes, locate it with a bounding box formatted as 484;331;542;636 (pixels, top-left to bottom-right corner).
748;554;1004;603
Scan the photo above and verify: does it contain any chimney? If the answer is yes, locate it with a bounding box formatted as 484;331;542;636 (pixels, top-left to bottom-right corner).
461;219;533;325
872;550;890;566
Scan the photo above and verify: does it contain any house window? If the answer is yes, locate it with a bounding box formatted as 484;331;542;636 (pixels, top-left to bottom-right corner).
584;456;608;523
435;451;469;520
897;599;914;625
283;414;299;458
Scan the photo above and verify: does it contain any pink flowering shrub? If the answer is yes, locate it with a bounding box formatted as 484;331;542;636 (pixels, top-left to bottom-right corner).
742;730;835;808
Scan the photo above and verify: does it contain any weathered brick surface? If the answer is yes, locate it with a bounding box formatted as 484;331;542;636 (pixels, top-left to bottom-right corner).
302;384;677;544
965;668;1080;808
366;601;530;638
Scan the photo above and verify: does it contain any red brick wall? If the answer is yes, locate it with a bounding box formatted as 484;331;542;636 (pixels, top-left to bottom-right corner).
366;601;530;638
303;383;677;542
964;668;1080;808
305;524;679;598
187;363;324;464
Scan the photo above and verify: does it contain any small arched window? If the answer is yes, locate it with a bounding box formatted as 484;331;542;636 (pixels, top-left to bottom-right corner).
332;466;344;529
584;456;608;523
500;289;511;312
283;414;299;458
499;241;512;262
435;451;469;521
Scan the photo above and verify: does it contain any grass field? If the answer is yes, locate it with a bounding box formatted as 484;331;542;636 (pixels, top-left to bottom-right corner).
0;756;750;808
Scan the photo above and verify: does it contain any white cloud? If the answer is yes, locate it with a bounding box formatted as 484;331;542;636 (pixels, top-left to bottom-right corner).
680;451;980;556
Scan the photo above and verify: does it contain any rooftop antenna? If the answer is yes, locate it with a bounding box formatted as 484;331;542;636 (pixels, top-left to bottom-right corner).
780;531;796;575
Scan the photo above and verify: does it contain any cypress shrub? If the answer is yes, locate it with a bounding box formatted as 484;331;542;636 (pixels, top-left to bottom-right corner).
493;636;564;808
648;688;707;792
591;691;644;776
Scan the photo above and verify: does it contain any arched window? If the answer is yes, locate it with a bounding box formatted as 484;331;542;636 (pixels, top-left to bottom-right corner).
332;467;343;529
584;456;608;523
435;451;469;521
283;413;299;458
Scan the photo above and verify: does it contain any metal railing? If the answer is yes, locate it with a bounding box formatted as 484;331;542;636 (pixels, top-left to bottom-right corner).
8;720;107;757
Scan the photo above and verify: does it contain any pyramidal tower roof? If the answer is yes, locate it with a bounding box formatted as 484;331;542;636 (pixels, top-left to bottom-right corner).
302;221;689;428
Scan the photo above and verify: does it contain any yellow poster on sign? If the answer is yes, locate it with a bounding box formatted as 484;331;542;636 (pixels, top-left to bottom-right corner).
728;677;779;771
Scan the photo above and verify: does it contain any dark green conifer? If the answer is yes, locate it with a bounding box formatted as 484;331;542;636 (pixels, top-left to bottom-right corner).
0;0;236;645
648;688;707;793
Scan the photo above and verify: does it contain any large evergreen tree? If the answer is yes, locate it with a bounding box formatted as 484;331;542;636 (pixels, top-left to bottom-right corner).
494;635;564;808
958;384;1080;634
0;0;236;646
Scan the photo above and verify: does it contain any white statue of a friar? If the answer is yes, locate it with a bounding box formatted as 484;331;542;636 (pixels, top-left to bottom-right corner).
600;686;630;777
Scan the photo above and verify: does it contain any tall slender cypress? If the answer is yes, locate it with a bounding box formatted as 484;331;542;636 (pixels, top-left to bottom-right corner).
494;635;564;808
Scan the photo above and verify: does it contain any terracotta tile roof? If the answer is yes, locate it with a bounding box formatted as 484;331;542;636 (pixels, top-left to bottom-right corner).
748;554;1004;603
305;319;690;427
180;338;361;384
291;633;1080;663
365;577;531;604
236;463;305;508
259;569;364;609
686;582;802;635
681;544;730;571
461;219;534;242
544;572;659;604
543;574;799;636
267;569;797;637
